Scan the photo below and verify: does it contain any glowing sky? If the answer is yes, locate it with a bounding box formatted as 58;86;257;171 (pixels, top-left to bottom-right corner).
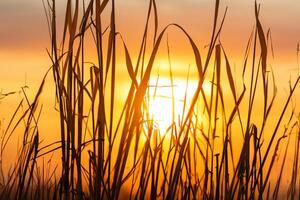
1;0;300;139
0;0;299;125
1;0;300;185
1;0;300;89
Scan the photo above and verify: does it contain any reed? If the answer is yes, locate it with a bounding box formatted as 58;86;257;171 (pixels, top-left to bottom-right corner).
1;0;300;199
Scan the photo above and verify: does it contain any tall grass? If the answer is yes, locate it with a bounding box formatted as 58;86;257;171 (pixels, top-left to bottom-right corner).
1;0;300;199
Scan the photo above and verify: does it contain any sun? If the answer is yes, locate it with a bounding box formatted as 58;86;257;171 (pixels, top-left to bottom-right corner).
146;77;211;135
148;95;173;133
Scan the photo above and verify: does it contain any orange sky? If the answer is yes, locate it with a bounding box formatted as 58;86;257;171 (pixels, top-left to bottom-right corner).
0;0;299;52
1;0;300;139
0;0;299;127
1;0;300;90
0;0;299;115
1;0;300;185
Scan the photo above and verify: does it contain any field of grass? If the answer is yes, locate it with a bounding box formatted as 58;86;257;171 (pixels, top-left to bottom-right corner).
1;0;300;199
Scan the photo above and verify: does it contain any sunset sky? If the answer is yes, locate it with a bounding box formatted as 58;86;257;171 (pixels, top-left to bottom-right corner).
1;1;300;196
1;0;300;91
1;0;300;137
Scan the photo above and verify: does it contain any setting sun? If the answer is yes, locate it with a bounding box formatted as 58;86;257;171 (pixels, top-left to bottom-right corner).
146;77;206;134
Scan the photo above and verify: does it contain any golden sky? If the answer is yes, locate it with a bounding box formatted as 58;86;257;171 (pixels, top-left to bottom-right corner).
1;0;300;186
1;0;300;139
1;0;300;89
0;0;299;129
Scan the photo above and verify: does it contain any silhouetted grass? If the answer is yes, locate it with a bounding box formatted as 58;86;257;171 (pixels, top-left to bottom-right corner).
1;0;300;199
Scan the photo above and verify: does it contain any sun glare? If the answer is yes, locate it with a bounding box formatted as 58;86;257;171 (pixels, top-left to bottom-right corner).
146;77;211;134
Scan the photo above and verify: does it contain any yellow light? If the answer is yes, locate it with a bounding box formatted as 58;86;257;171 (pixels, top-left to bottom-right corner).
146;77;211;135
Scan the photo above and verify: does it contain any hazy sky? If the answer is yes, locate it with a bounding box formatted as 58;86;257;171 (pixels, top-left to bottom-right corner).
1;0;300;176
1;0;299;49
1;0;300;92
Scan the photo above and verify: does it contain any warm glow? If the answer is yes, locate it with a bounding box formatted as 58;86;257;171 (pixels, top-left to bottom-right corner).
147;93;173;134
146;77;211;134
2;0;300;198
